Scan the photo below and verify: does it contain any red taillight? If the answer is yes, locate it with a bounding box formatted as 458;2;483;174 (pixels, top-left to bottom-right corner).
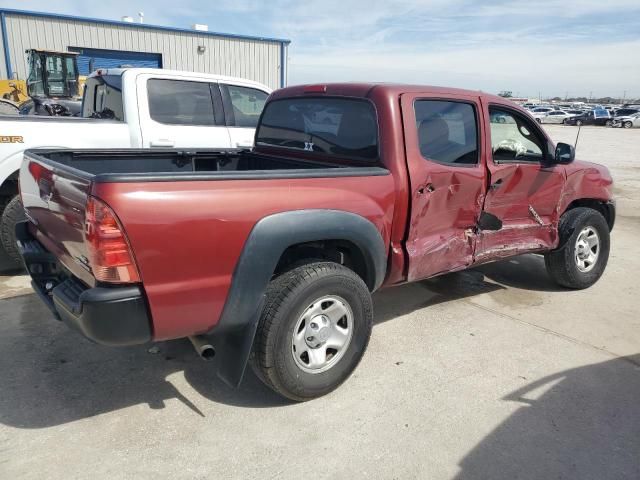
28;161;52;184
85;196;140;283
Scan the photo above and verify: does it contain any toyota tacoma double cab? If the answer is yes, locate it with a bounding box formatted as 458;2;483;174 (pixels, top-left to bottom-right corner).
17;84;615;401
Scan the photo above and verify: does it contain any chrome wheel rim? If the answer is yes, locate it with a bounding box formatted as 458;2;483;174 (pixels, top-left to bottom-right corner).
291;295;354;374
575;226;600;273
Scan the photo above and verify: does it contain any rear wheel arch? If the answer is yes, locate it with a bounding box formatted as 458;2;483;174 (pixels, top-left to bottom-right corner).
274;239;373;290
0;170;19;200
205;209;387;388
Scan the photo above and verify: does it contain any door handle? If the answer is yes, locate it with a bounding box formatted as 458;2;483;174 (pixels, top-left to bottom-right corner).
417;183;435;195
489;178;503;190
150;139;175;147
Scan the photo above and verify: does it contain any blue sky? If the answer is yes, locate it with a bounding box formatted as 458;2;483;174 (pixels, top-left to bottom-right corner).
4;0;640;98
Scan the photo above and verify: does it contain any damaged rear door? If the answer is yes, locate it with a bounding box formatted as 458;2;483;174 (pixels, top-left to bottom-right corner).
475;102;565;263
401;93;487;281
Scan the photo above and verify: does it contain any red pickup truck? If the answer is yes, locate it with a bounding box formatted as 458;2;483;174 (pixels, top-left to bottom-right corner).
17;84;614;401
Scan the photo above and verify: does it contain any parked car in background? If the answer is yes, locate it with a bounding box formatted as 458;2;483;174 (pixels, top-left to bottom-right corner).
611;108;640;118
612;112;640;128
0;68;272;263
531;111;548;123
490;111;509;123
565;108;612;126
531;107;554;114
17;83;615;400
537;111;574;124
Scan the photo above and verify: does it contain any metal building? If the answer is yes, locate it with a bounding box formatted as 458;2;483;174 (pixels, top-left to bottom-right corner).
0;8;290;89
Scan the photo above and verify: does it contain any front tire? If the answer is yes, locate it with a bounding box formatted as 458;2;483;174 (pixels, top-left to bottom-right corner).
544;208;610;289
0;195;26;264
576;119;583;126
605;120;613;127
623;121;632;129
252;262;373;401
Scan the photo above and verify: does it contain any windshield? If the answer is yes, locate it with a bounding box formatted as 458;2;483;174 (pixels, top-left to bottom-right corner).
26;53;44;97
255;97;378;162
44;55;78;97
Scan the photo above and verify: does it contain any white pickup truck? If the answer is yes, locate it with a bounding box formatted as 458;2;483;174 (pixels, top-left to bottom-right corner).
0;68;271;263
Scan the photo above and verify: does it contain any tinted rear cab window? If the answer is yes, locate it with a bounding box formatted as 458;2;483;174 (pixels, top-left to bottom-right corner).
82;75;124;120
255;97;378;162
415;100;478;165
147;79;215;125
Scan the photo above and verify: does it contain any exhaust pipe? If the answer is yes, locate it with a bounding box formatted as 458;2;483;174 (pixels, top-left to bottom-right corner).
188;335;216;360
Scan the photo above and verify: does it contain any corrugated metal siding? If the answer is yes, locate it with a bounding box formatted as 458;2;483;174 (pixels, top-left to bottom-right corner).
70;48;162;75
2;13;283;89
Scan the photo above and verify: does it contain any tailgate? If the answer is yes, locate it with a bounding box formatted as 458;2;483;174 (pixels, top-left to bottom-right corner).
20;151;95;287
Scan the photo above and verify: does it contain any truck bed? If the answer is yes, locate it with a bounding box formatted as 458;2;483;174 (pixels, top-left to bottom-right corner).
27;148;384;182
20;147;390;297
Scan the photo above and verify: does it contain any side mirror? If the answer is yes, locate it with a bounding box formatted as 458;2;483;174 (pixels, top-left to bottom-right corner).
555;142;575;164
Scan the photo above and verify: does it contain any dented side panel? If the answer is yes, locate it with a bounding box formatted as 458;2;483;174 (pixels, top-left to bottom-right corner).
476;98;566;262
400;92;487;281
559;160;614;214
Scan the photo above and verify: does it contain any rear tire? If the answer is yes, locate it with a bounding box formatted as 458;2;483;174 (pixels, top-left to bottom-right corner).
605;120;613;127
252;262;373;401
544;208;610;289
576;119;583;126
0;195;25;264
623;121;632;129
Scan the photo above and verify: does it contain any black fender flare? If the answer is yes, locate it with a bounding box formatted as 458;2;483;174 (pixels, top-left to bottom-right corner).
206;209;387;387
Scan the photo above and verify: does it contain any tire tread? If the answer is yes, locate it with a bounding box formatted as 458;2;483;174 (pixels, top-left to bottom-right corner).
544;207;609;289
253;262;372;401
0;196;25;264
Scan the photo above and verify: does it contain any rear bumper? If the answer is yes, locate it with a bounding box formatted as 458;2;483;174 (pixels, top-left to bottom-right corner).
16;221;152;346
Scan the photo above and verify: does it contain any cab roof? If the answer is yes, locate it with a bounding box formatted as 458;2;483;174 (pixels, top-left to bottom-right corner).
87;68;272;91
269;83;510;104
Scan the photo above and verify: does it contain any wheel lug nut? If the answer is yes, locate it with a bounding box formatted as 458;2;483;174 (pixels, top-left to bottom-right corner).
310;322;317;329
307;336;314;341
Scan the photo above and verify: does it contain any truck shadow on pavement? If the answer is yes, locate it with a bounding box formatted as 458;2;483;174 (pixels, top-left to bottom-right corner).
0;295;289;429
454;354;640;480
0;254;570;428
374;253;565;325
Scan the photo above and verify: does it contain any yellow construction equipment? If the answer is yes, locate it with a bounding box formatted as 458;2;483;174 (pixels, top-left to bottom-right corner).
0;49;84;115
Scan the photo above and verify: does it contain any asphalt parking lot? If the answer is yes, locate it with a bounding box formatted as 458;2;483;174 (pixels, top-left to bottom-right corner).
0;125;638;479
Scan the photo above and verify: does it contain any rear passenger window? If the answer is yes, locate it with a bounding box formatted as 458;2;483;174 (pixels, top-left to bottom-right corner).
224;85;268;128
147;79;215;125
414;100;478;165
